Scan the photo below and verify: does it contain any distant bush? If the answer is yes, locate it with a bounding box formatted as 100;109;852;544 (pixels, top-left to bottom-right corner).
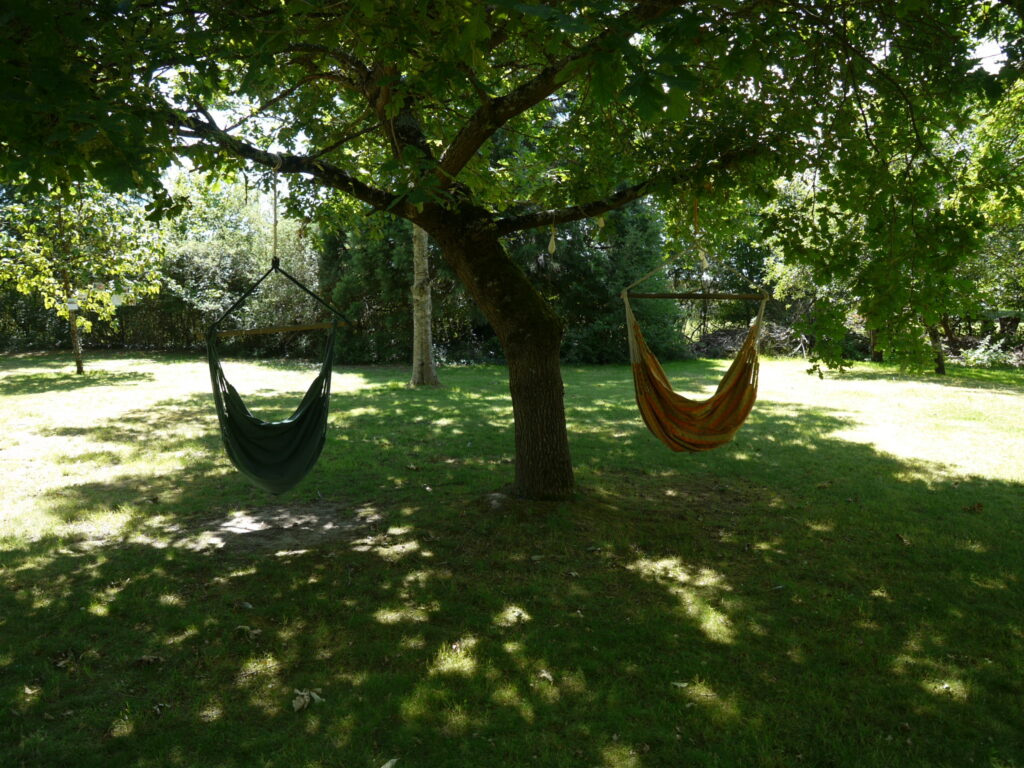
948;335;1024;369
692;322;799;358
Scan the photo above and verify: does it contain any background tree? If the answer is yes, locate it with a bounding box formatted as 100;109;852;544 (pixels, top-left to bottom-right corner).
0;179;161;372
968;79;1024;342
409;223;441;386
0;1;1017;496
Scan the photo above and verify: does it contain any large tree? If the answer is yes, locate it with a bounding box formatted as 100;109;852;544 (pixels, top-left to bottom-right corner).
0;1;1017;497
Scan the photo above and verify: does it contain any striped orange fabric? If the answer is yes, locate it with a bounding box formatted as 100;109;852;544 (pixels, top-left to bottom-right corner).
623;296;765;452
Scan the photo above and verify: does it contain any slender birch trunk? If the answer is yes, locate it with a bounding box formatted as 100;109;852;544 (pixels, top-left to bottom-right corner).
409;223;441;387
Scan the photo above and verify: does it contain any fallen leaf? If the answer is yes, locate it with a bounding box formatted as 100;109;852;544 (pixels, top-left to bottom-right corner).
380;761;399;768
292;688;325;711
537;669;554;683
53;651;77;669
671;681;689;688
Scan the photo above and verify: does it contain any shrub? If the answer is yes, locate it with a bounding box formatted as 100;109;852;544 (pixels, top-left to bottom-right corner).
949;335;1016;368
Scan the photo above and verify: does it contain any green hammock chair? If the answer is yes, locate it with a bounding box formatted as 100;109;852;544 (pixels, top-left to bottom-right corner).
207;258;348;494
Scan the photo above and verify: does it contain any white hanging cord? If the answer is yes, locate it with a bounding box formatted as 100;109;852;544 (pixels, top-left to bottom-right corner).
271;153;283;265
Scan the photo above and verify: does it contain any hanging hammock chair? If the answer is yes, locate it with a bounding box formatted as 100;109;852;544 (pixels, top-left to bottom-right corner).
622;285;768;453
207;258;348;494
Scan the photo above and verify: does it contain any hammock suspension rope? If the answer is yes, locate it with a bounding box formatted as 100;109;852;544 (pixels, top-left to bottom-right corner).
206;160;350;493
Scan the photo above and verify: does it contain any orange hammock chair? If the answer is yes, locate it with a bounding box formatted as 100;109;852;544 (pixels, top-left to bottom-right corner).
622;288;767;452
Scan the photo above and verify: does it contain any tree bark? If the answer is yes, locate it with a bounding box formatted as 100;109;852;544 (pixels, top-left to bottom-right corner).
940;314;957;343
868;328;883;362
62;270;85;375
926;324;945;375
425;209;574;500
69;309;85;374
998;316;1020;339
409;223;441;387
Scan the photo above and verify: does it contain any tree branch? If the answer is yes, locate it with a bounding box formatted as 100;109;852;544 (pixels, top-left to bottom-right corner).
284;43;372;85
173;112;403;213
494;181;653;235
438;1;682;183
493;143;770;235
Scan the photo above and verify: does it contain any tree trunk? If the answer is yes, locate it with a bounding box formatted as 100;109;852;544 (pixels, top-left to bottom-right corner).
409;223;441;387
926;324;945;375
62;270;85;375
868;328;883;362
940;314;957;343
426;210;574;500
69;309;85;374
998;316;1020;339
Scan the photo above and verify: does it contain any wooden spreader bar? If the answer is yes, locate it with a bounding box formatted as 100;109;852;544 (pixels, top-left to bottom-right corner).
216;321;343;338
628;291;766;301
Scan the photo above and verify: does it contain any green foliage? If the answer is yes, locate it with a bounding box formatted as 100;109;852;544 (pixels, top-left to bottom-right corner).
155;173;324;354
968;80;1024;315
159;173;269;319
0;287;66;351
507;202;686;363
315;205;487;364
1;1;1013;216
0;0;1021;381
951;334;1016;368
0;178;162;334
315;199;687;364
762;152;983;370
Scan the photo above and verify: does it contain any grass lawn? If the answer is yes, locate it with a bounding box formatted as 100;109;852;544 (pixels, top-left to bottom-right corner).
1;351;1022;768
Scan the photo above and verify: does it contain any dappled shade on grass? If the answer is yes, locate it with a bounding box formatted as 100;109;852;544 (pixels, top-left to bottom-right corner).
1;353;1022;767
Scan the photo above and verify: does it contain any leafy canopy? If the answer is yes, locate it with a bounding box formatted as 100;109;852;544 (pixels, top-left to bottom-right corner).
0;1;1015;226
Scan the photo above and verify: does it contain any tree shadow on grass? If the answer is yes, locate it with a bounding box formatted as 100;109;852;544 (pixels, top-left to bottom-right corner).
3;365;1023;768
0;370;155;396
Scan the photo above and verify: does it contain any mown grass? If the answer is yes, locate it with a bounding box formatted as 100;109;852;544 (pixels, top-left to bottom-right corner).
1;351;1022;768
